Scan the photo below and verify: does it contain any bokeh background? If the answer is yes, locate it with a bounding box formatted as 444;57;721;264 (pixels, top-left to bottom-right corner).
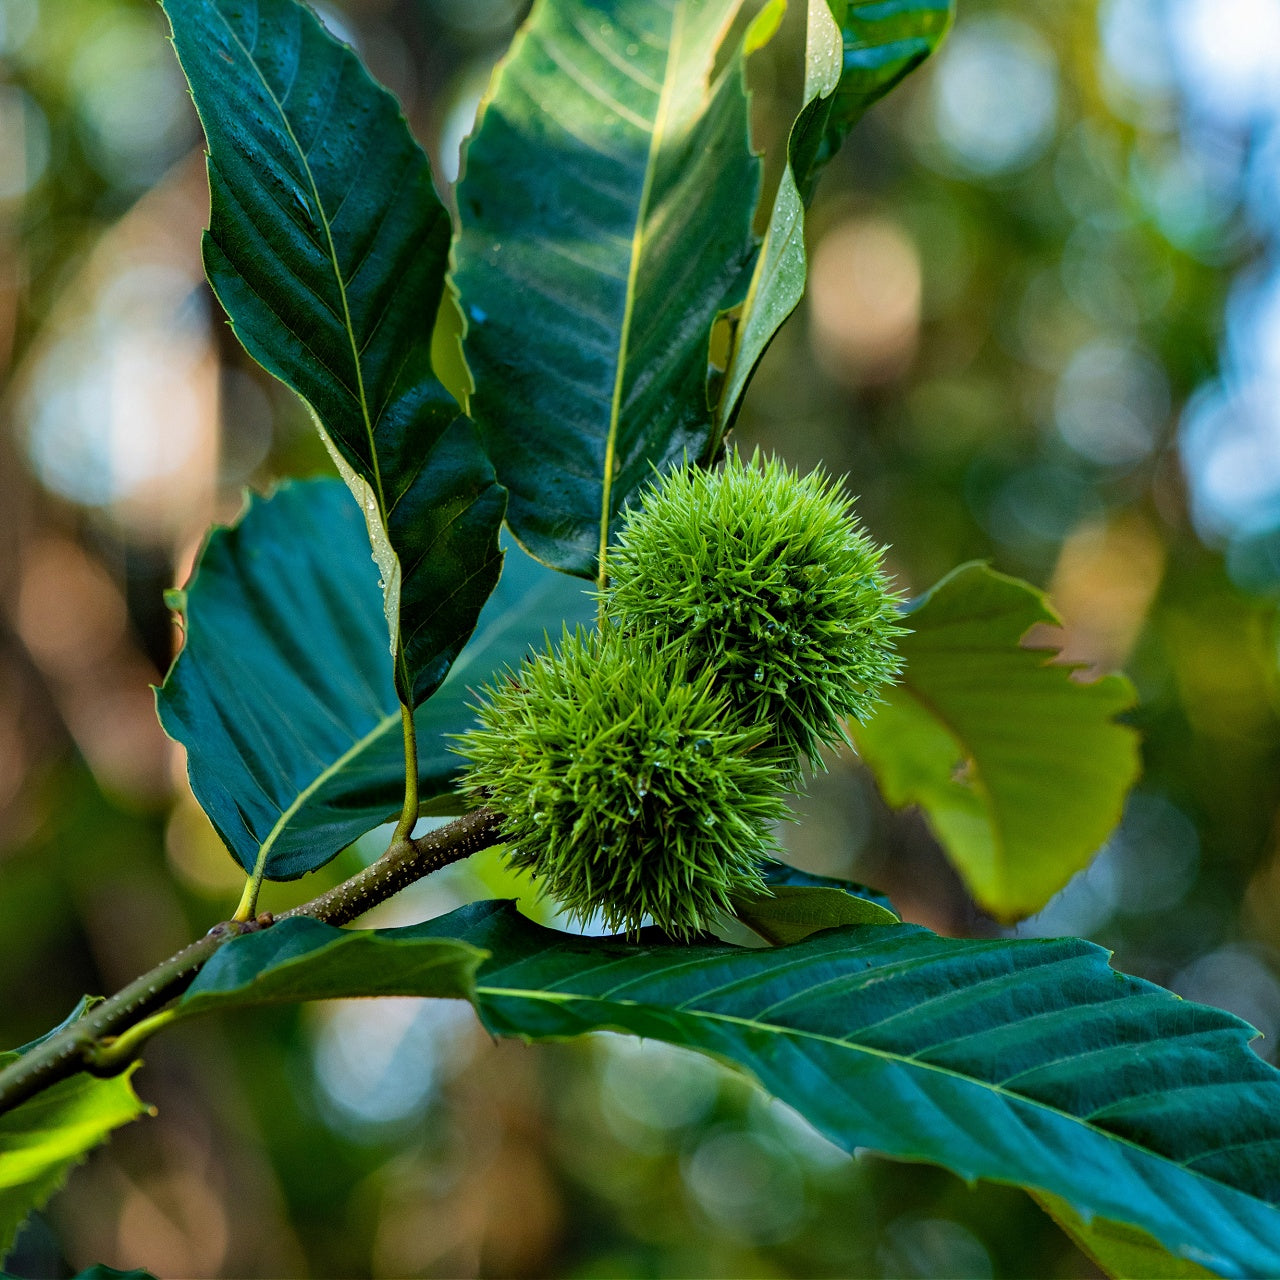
3;0;1280;1274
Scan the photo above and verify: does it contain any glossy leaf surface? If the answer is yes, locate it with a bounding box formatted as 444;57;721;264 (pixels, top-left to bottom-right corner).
181;901;1280;1277
733;862;898;944
163;0;504;704
851;564;1141;920
801;0;955;197
0;1057;148;1255
157;479;591;878
454;0;770;578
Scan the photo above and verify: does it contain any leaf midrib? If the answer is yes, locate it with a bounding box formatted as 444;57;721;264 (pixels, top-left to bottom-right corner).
214;4;389;520
597;3;686;590
253;709;401;868
474;982;1275;1239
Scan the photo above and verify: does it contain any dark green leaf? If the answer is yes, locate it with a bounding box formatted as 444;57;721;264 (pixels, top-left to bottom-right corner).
732;885;896;944
447;902;1279;1278
157;479;591;878
733;862;898;944
851;563;1141;920
178;917;483;1017
454;0;778;578
163;0;504;705
0;1059;149;1255
181;902;1280;1277
760;859;896;913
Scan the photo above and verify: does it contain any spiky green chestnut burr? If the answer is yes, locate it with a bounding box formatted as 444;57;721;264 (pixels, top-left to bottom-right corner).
455;627;789;938
605;450;905;770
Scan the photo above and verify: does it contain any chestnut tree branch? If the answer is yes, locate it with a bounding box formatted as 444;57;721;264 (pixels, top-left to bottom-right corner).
0;806;503;1115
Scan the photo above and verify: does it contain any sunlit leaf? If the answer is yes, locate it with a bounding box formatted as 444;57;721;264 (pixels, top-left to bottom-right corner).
851;563;1141;920
1034;1190;1218;1280
454;0;776;578
0;1057;149;1255
800;0;955;198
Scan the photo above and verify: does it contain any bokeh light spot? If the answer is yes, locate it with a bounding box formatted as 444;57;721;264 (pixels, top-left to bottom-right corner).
931;15;1058;176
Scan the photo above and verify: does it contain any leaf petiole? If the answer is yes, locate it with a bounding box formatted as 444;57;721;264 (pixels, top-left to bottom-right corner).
390;650;420;848
87;1008;181;1074
231;874;261;924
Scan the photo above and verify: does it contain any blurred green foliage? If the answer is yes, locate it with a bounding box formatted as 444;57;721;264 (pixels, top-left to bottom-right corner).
2;0;1280;1275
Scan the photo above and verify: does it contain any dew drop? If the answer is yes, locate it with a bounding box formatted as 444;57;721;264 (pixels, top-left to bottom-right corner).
693;738;714;757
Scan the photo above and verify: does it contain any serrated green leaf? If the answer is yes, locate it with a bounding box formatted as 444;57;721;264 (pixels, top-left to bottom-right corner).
182;902;1280;1277
851;563;1141;921
453;0;771;579
156;479;592;878
448;902;1280;1278
715;0;952;437
733;862;898;944
0;1057;149;1255
451;0;949;577
163;0;505;705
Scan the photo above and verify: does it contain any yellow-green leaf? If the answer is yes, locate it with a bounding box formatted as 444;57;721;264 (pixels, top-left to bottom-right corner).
852;563;1140;920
